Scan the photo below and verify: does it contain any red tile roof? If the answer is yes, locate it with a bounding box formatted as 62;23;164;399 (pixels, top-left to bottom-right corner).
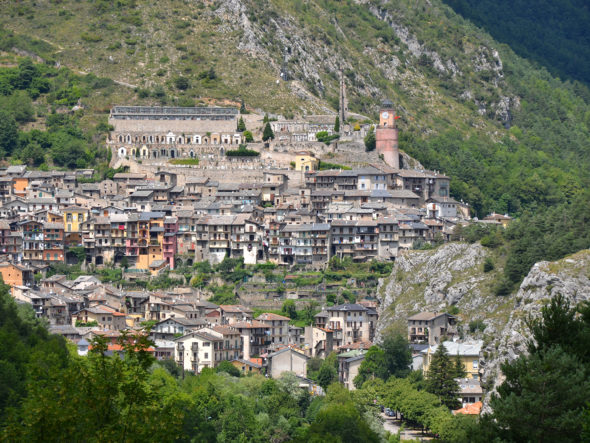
453;401;482;415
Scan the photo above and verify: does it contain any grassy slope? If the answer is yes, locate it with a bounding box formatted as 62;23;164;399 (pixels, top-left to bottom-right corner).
0;0;522;130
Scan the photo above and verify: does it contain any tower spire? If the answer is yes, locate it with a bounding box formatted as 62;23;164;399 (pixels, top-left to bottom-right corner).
339;67;347;124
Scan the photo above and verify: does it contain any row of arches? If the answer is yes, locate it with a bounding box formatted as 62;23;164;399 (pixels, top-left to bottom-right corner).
115;133;243;145
117;146;225;159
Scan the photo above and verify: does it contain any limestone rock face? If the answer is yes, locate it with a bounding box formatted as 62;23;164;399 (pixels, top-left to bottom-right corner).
377;244;590;408
482;251;590;402
377;242;495;343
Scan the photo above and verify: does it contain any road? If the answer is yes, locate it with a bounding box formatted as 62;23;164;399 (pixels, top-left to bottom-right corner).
380;413;434;441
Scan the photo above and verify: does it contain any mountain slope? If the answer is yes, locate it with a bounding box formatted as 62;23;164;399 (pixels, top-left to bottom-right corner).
442;0;590;86
1;0;590;217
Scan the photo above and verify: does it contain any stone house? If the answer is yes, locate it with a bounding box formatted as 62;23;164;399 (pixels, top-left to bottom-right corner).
266;347;309;379
407;311;457;345
338;350;366;390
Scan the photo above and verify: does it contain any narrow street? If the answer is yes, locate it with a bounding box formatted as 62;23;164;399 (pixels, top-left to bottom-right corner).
381;414;434;441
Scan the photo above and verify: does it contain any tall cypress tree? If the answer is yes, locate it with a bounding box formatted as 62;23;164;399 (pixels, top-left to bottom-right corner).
262;122;274;141
425;344;461;409
334;115;340;133
237;117;246;132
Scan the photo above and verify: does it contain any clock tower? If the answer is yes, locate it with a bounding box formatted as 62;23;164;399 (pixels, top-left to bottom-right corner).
375;99;399;169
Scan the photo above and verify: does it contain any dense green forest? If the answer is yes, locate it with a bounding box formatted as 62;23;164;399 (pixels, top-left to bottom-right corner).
443;0;590;86
453;189;590;292
400;62;590;217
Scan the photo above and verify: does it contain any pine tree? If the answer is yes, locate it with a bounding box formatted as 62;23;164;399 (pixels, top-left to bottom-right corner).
425;343;461;409
239;98;246;114
237;117;246;132
262;122;274;141
263;113;269;124
453;353;467;378
334;115;340;133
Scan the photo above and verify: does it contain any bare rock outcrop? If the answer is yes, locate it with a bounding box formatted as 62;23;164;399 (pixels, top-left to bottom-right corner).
377;243;590;407
482;250;590;400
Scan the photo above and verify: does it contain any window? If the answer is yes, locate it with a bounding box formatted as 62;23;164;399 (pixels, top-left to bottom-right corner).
472;360;478;369
204;353;208;359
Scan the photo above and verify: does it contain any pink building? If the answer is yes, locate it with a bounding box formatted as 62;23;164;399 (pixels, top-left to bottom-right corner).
375;99;400;169
163;216;178;269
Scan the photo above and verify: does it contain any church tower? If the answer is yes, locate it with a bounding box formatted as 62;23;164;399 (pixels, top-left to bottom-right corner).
375;99;399;169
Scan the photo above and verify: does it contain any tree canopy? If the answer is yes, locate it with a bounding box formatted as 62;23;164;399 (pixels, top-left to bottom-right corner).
262;122;275;141
486;295;590;442
425;344;461;410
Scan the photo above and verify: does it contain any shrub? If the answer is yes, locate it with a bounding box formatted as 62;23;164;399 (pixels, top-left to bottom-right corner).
226;145;259;157
174;76;189;90
494;276;514;296
483;257;495;272
81;32;102;42
169;158;199;165
469;319;486;333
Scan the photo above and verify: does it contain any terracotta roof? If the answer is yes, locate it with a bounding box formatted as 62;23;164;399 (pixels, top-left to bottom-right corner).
220;304;253;314
89;343;155;353
232;320;269;329
232;358;262;369
257;312;291;321
211;325;240;335
453;401;482;415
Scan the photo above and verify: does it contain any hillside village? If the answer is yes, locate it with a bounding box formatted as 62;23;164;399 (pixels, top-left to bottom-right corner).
0;103;509;412
1;0;589;438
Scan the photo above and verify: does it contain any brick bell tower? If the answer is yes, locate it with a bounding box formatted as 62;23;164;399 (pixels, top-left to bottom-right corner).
375;99;399;169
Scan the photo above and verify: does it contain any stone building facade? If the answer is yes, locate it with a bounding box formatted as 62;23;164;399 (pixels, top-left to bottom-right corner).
108;106;245;159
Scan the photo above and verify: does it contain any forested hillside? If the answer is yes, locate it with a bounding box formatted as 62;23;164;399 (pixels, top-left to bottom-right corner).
443;0;590;86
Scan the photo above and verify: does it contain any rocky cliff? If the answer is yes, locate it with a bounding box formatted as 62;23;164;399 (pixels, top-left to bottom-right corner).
482;249;590;394
376;242;509;340
377;243;590;396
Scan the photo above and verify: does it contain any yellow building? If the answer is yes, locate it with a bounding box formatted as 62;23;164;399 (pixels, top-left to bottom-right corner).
422;340;483;380
63;206;88;233
47;211;63;223
294;151;319;172
231;358;263;375
482;213;512;228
